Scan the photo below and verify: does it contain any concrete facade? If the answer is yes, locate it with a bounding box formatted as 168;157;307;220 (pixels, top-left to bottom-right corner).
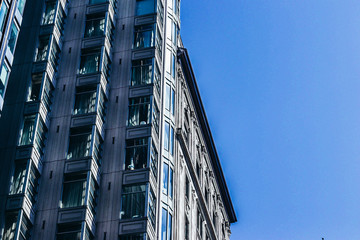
0;0;236;239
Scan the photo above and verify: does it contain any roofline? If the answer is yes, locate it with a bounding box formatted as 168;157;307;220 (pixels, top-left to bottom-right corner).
177;48;237;223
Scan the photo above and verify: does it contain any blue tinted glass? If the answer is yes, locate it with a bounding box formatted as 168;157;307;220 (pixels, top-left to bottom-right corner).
0;3;8;33
136;0;155;16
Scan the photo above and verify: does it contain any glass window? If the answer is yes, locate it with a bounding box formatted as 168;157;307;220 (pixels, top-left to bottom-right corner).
41;75;53;111
157;0;164;24
3;213;18;240
125;138;148;170
165;84;170;111
131;58;152;86
88;176;98;214
79;50;101;75
120;184;146;219
172;21;177;45
154;62;161;94
128;96;150;126
42;2;56;25
57;223;82;240
161;209;172;240
164;121;169;151
34;118;46;154
171;53;176;79
119;234;145;240
27;74;41;102
19;214;31;240
0;62;9;97
152;101;160;133
67;128;92;159
89;0;107;4
0;3;8;33
8;22;19;54
169;167;173;198
162;163;169;195
171;88;175;115
49;41;60;69
133;24;154;49
35;36;50;62
84;15;105;38
61;174;87;208
148;188;156;228
169;125;174;155
150;143;158;178
19;115;36;146
17;0;27;15
73;86;97;115
197;209;203;238
135;0;155;16
185;175;190;200
156;28;162;56
26;164;40;204
185;217;189;240
9;162;27;195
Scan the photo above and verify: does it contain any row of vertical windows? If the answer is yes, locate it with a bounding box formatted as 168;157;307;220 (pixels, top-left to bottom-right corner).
161;208;172;240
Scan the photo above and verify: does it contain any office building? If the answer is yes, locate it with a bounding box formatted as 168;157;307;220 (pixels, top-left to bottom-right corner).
0;0;237;239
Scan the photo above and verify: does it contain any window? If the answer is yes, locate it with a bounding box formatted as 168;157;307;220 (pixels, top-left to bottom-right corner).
161;208;172;240
119;234;145;240
125;138;148;170
27;75;41;102
165;84;175;115
3;213;18;240
185;217;189;240
131;58;152;86
148;188;156;228
42;2;56;25
171;53;176;79
19;115;36;146
185;175;190;200
88;176;98;214
156;28;162;56
128;96;150;126
57;223;82;240
120;184;146;219
0;3;8;34
197;209;203;238
73;86;97;115
0;62;9;97
212;211;217;232
26;164;40;204
41;75;53;111
61;174;87;208
157;0;164;24
19;214;31;240
79;49;101;75
84;14;105;38
9;162;27;195
17;0;27;15
49;41;60;69
164;121;174;155
152;101;160;133
133;24;154;49
162;163;173;198
135;0;155;16
150;143;158;178
67;127;92;159
35;36;50;62
7;22;19;54
89;0;107;4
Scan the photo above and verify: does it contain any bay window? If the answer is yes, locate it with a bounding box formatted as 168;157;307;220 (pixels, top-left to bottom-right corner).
3;213;18;240
19;115;36;146
61;174;87;208
79;50;101;75
120;184;146;219
131;58;152;86
9;162;27;195
35;36;50;62
84;14;105;38
17;0;27;15
148;188;156;228
135;0;155;16
74;86;97;115
67;128;92;159
150;143;158;178
133;24;154;49
26;164;40;204
42;2;56;25
125;138;148;170
128;96;150;126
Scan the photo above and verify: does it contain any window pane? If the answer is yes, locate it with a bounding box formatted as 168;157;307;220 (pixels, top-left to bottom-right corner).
171;88;175;115
119;234;145;240
165;84;170;111
67;132;92;159
74;90;97;115
9;162;27;195
3;213;18;240
128;97;150;126
0;63;9;97
35;36;50;62
121;184;146;219
131;58;153;86
26;165;39;204
89;0;107;4
125;138;148;170
19;115;36;146
61;180;86;208
135;0;155;16
170;126;174;155
162;163;168;195
27;74;42;102
168;213;172;240
79;52;101;75
148;189;156;228
42;2;56;25
0;3;8;33
161;208;167;240
84;16;105;38
134;24;154;49
171;53;176;79
150;143;158;178
8;22;19;54
17;0;26;15
57;232;81;240
169;168;173;198
164;121;169;151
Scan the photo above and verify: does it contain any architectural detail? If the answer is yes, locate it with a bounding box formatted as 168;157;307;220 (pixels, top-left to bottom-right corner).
0;0;236;239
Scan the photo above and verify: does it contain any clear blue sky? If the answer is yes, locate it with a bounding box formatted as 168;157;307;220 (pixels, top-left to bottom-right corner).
181;1;360;239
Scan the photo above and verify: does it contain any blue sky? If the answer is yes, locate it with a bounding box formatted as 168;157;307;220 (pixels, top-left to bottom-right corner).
181;1;360;239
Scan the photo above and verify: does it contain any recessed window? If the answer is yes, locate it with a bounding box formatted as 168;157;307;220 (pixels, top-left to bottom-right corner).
133;24;154;49
42;2;56;25
61;174;87;208
79;49;101;75
35;36;50;62
185;217;189;240
120;184;146;219
73;86;97;115
163;121;174;155
185;175;190;200
125;137;148;170
84;14;105;38
197;208;203;238
131;58;153;86
67;127;92;159
9;162;27;195
119;233;146;240
57;223;82;240
19;115;36;146
165;84;175;115
128;96;150;126
161;208;173;240
7;22;19;54
135;0;155;16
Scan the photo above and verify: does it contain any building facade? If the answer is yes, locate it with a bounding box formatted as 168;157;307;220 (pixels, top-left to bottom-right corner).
0;0;27;113
0;0;236;240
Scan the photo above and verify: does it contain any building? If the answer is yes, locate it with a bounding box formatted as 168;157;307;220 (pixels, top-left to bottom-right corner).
0;0;237;239
0;0;27;113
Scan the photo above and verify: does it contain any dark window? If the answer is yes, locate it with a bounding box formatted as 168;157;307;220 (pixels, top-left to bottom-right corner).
35;36;50;62
125;138;148;170
42;2;56;25
26;164;40;204
79;50;101;75
84;14;105;38
133;24;154;49
119;234;145;240
120;184;146;219
3;213;18;240
61;174;87;208
185;175;190;200
9;161;27;195
128;96;150;126
185;217;189;240
67;128;92;159
135;0;155;16
73;86;97;115
131;58;152;86
150;143;158;178
57;223;82;240
19;115;36;146
7;22;19;54
0;61;9;97
148;188;156;228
